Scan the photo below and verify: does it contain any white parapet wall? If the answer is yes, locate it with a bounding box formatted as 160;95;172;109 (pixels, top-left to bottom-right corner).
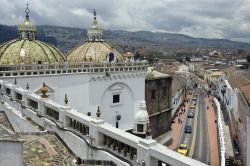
213;98;226;166
0;80;207;166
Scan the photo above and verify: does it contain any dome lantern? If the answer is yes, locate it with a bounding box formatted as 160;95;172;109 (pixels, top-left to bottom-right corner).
66;9;124;63
87;9;103;42
17;2;36;40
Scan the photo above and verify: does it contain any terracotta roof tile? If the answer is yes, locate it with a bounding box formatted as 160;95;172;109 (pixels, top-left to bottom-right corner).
240;83;250;105
228;75;250;88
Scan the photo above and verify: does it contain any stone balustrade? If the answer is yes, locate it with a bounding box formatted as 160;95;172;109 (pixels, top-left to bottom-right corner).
0;80;207;166
0;62;148;77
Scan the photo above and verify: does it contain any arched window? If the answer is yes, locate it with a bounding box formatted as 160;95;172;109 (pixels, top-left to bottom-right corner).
108;52;114;63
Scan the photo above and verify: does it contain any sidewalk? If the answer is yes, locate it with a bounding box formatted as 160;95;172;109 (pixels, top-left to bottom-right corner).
205;96;219;166
168;93;193;150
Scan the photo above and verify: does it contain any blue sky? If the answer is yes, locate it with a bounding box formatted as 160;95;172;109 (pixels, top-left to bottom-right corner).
1;0;250;42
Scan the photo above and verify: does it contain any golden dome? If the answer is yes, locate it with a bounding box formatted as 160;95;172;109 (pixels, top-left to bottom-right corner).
66;41;123;63
66;9;124;63
0;39;65;65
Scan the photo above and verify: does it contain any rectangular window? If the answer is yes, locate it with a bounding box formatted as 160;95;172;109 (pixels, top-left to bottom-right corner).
151;90;155;100
113;94;120;103
137;124;143;132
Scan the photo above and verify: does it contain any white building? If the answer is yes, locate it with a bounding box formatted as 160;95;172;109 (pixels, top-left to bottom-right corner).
0;8;147;131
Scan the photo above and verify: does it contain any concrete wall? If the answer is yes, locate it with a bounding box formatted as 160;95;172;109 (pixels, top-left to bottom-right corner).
149;111;172;138
145;77;172;137
0;141;23;166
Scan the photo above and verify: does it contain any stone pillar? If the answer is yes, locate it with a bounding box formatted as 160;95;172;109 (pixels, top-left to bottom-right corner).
89;118;104;146
10;86;16;101
137;139;157;166
38;98;46;115
22;92;29;108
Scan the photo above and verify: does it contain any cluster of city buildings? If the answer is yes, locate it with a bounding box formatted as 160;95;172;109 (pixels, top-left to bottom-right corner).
187;53;250;166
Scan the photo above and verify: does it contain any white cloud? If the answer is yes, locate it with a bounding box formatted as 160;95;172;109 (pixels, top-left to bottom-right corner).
1;0;250;42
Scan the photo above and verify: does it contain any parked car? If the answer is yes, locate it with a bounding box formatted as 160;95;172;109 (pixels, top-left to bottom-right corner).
188;112;194;118
178;144;189;156
184;125;192;133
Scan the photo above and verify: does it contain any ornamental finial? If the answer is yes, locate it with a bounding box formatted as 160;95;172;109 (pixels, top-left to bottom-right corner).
64;94;68;105
93;8;96;19
25;2;30;20
26;83;29;90
96;106;101;118
40;82;48;98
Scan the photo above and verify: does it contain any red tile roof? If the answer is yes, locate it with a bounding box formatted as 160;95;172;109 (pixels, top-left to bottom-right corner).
240;83;250;105
228;75;250;89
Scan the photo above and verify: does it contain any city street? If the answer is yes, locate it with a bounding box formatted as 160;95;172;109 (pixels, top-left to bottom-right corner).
192;89;210;164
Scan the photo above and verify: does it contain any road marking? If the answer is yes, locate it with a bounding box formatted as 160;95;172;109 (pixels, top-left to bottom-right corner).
189;92;199;157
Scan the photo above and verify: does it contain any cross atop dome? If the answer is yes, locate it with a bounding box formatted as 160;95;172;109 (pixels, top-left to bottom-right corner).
87;9;103;42
25;2;30;20
93;8;96;19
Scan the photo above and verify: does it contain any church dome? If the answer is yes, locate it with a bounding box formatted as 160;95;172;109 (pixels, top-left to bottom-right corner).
0;39;65;65
66;9;123;63
0;3;65;65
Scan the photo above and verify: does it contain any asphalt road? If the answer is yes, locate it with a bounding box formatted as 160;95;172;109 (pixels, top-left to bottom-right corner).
193;89;210;164
177;95;196;156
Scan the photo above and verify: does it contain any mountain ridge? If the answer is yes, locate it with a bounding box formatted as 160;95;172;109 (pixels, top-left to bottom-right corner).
1;24;250;54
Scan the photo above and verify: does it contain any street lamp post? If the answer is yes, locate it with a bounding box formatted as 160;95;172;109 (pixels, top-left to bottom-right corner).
116;113;121;128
